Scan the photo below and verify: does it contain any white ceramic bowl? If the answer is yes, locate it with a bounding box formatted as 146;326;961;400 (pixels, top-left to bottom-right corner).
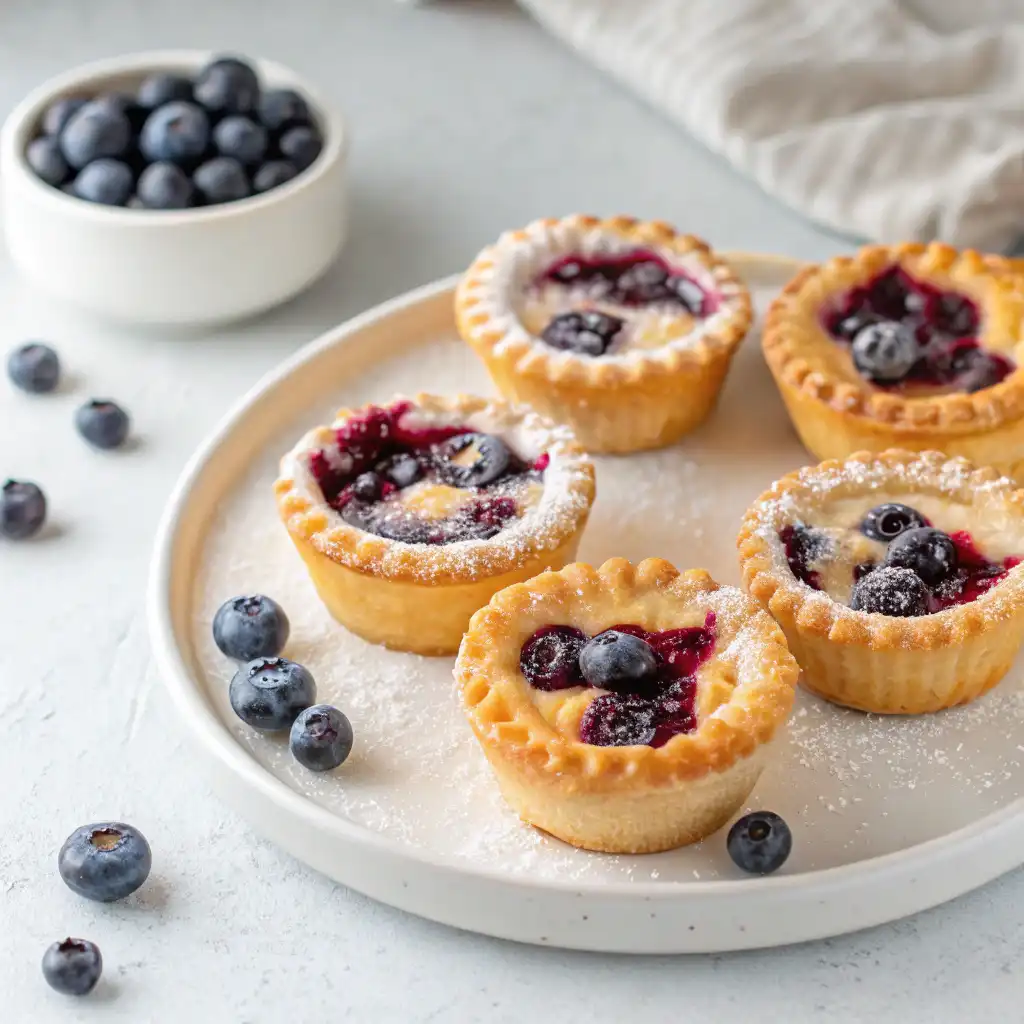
0;50;349;326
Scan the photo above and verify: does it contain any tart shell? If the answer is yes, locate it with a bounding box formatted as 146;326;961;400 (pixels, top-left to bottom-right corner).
455;558;798;854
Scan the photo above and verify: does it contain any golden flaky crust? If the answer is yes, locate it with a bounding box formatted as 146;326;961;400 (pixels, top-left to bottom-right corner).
454;215;753;454
454;558;798;853
737;449;1024;714
762;244;1024;473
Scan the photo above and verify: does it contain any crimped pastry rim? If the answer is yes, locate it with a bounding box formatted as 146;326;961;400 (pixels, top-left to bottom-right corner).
736;448;1024;652
455;557;798;789
454;214;754;388
274;392;596;585
762;243;1024;435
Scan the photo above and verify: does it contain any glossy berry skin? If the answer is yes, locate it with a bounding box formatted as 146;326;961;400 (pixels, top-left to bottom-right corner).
58;822;152;902
289;704;354;772
230;657;316;731
859;502;926;543
520;626;587;691
1;479;47;539
579;630;658;692
213;594;290;660
258;88;312;133
7;341;60;393
42;939;102;996
435;433;510;488
42;97;87;137
27;136;70;187
139;101;210;166
252;160;298;193
213;116;268;166
137;73;193;110
278;124;322;171
72;159;134;206
850;565;929;617
193;157;250;205
884;526;957;587
541;310;624;356
851;321;918;384
75;400;130;449
579;693;656;746
378;452;423;490
60;102;132;169
193;56;260;116
727;811;792;875
137;161;194;210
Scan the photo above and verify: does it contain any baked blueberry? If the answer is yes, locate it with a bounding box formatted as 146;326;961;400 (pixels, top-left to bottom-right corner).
71;159;134;206
42;939;102;996
58;822;152;902
137;72;193;110
289;704;354;772
859;502;926;542
378;452;423;489
213;115;268;166
213;594;290;660
192;157;250;205
229;657;316;731
434;432;510;488
954;348;1011;393
541;310;624;356
41;97;86;137
929;293;978;338
614;260;669;304
75;399;130;449
252;160;298;193
884;526;957;586
519;625;587;691
579;630;658;692
1;479;47;539
278;124;322;171
667;275;706;314
26;136;70;188
726;811;792;875
851;321;918;383
193;56;260;116
139;101;210;165
7;341;60;393
850;565;929;617
59;101;132;169
579;693;656;746
351;472;384;501
136;161;194;209
258;88;312;133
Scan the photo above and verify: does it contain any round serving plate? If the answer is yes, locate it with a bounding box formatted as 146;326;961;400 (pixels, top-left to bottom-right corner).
148;253;1024;954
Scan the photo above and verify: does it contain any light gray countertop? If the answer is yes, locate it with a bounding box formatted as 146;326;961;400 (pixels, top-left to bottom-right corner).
2;1;1021;1021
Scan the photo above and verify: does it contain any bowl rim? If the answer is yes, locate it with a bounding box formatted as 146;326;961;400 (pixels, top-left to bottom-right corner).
0;48;348;226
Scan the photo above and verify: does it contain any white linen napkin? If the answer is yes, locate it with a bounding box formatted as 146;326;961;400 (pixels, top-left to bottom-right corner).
519;0;1024;251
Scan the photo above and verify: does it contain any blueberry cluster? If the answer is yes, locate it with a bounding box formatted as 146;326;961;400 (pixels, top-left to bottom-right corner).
27;55;323;209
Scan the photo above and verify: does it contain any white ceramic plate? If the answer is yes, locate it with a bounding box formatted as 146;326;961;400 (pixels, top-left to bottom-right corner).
148;254;1024;953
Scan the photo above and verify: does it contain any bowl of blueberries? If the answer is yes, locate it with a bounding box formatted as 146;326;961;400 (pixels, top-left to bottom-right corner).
0;50;348;325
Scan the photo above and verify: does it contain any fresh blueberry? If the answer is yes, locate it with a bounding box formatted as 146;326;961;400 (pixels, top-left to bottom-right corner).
58;822;152;902
27;136;70;187
252;159;298;193
435;432;510;488
59;101;132;169
41;97;86;137
136;161;194;210
579;630;658;693
829;307;878;342
1;479;47;539
377;452;423;490
541;310;623;356
519;625;588;691
139;101;210;166
884;526;958;586
72;159;134;206
193;56;260;116
7;341;60;393
579;693;656;746
137;72;193;110
850;565;930;617
351;472;384;502
258;88;312;133
192;157;250;205
75;400;130;449
92;92;148;132
278;124;322;171
727;811;792;875
213;115;267;166
230;657;316;731
42;939;102;996
859;502;926;542
289;704;354;772
851;321;918;384
213;594;290;660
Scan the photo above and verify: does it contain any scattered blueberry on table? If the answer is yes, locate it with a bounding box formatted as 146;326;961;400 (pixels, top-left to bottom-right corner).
727;811;792;875
7;341;60;393
58;822;152;902
229;656;316;731
42;938;103;996
1;479;47;539
290;704;354;772
213;594;290;661
75;399;130;450
28;54;322;208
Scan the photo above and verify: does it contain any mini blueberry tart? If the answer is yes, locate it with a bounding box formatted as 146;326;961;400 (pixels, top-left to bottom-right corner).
454;215;753;454
275;394;596;655
738;449;1024;714
763;243;1024;474
455;558;798;854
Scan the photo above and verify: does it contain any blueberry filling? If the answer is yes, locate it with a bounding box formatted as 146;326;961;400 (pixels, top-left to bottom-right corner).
520;613;717;748
822;266;1014;392
541;310;624;356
